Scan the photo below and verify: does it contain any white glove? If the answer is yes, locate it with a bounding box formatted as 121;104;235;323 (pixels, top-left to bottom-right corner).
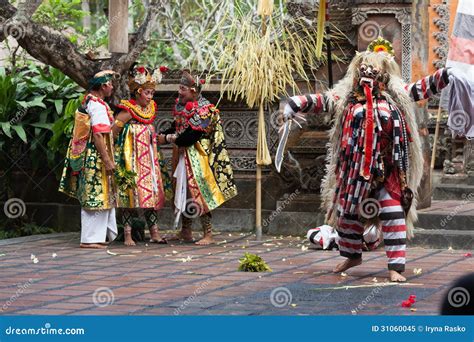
447;67;463;81
283;103;295;122
166;134;177;144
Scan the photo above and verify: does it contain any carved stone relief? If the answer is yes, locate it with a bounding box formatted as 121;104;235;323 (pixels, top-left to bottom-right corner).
352;6;412;82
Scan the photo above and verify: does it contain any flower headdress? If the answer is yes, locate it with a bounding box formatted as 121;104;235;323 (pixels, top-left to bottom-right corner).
128;65;169;93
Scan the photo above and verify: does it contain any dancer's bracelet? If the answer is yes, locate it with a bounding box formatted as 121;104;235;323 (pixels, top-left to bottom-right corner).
114;119;125;128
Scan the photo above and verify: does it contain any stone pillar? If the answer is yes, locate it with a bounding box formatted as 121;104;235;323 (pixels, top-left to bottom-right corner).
411;0;432;209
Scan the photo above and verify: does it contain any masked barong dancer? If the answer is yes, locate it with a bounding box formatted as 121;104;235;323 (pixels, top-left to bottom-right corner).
281;38;455;281
59;70;119;249
158;70;237;245
113;66;171;246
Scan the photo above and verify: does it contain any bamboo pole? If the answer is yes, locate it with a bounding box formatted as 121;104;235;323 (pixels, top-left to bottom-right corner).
255;2;272;241
256;101;270;241
256;164;262;240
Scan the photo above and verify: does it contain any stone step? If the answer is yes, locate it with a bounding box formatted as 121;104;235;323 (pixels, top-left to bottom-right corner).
417;211;474;231
410;228;474;250
3;203;473;250
432;184;474;201
275;194;322;212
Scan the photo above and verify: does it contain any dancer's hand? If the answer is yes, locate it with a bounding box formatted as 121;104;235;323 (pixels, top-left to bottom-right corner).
281;101;306;131
166;134;177;144
157;134;166;145
104;158;115;176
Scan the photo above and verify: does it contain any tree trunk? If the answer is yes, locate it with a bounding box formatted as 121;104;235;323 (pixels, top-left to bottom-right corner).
108;0;129;53
82;0;91;32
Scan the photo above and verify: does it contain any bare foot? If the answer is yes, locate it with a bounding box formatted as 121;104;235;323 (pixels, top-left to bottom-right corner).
389;270;406;282
149;226;167;244
80;243;106;249
124;225;136;246
195;234;215;246
124;237;136;246
167;229;194;243
333;258;362;273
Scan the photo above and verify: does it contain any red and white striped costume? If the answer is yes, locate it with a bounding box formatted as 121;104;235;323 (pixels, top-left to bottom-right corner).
287;68;450;272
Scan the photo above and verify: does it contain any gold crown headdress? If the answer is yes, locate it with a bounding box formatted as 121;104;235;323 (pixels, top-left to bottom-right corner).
129;66;168;92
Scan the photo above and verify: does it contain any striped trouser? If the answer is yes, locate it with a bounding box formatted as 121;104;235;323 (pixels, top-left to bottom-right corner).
336;187;407;272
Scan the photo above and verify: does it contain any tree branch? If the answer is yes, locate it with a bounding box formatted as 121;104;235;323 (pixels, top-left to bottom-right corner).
0;0;18;42
16;18;97;87
1;0;165;92
17;0;43;17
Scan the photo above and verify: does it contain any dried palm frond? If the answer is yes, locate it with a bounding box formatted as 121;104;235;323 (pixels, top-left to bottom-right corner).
211;13;347;108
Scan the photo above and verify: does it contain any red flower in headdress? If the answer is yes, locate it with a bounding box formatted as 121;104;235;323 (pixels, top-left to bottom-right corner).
137;66;146;74
160;66;169;73
185;101;195;111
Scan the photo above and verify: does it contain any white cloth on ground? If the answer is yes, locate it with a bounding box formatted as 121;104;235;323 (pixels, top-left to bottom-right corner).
307;224;380;250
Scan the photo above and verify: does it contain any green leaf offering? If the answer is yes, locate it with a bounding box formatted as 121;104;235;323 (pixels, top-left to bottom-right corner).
115;166;137;193
238;252;272;272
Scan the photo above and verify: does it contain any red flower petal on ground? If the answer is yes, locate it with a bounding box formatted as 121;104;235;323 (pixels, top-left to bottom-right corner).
159;66;169;72
137;66;145;74
464;253;472;257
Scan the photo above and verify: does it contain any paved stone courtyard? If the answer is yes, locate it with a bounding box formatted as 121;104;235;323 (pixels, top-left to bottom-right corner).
0;232;472;315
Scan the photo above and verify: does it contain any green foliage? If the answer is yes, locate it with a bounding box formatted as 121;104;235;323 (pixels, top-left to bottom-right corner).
0;222;56;240
33;0;87;32
0;64;83;176
115;166;138;193
49;95;83;157
238;253;272;272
